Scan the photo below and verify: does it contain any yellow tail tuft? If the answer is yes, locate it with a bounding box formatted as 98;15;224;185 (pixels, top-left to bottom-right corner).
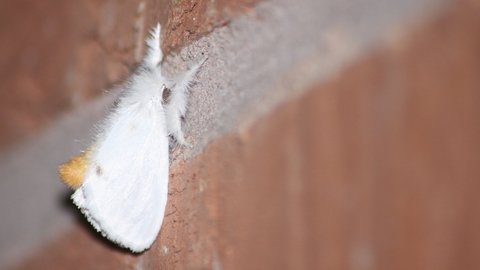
58;150;90;189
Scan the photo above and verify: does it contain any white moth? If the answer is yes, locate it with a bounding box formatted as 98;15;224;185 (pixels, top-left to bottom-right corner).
58;23;206;252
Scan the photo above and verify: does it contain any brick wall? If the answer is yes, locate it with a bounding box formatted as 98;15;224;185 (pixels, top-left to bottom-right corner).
2;0;479;269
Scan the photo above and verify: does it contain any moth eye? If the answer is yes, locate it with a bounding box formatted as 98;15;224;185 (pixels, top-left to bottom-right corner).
162;87;172;104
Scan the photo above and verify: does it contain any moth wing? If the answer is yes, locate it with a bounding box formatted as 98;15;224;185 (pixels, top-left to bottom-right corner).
73;103;169;252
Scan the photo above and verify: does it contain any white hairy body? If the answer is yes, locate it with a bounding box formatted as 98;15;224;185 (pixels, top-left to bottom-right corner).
70;24;205;252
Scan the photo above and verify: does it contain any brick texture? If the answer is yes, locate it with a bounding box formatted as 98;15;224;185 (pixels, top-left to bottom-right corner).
0;0;258;150
11;0;480;269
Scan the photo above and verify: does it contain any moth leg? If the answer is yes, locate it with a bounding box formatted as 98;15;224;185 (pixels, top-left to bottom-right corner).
166;56;207;147
143;23;163;69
